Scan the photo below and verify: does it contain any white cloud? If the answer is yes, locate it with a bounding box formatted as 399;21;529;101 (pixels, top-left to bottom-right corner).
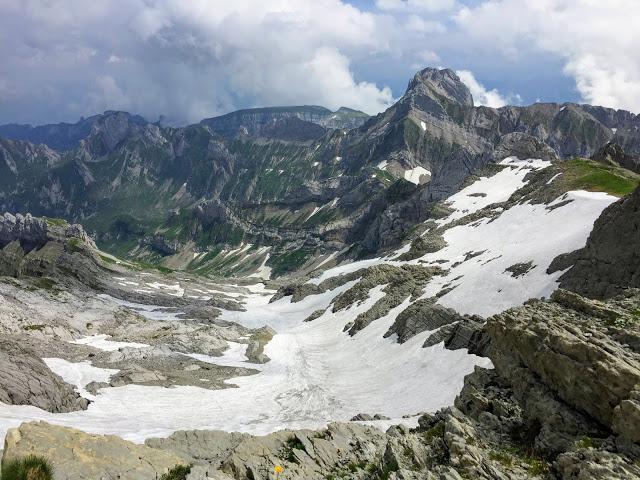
404;14;446;33
376;0;455;12
455;70;508;108
455;0;640;112
0;0;395;123
417;49;441;63
2;0;639;124
88;76;131;112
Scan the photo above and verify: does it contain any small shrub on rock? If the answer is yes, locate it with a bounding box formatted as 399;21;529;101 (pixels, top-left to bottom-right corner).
160;464;191;480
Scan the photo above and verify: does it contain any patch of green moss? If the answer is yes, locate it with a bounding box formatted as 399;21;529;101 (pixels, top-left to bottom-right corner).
130;261;173;275
576;436;594;449
379;458;399;480
423;422;445;442
282;436;307;464
269;249;309;277
524;457;549;476
23;324;45;331
99;254;116;265
34;277;58;291
373;168;395;183
488;445;549;476
489;449;513;467
561;159;640;197
67;238;83;252
42;217;67;227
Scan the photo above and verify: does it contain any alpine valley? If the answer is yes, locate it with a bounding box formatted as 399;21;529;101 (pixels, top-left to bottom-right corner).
0;68;639;480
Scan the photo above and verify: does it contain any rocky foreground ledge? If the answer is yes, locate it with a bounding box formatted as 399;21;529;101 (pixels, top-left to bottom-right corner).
4;288;640;479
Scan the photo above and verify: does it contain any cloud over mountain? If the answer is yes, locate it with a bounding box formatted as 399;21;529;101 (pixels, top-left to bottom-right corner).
0;0;638;124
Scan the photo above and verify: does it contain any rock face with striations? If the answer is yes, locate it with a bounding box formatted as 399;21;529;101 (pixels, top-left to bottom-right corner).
549;185;640;298
592;141;640;173
0;337;88;413
200;105;369;138
487;289;640;454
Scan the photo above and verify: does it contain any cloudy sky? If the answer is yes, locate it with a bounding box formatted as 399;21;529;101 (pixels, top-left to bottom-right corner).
1;0;638;125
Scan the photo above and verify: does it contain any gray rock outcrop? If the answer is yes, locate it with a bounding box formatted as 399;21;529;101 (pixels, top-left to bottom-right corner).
0;337;88;413
3;421;186;480
0;212;105;288
550;185;640;298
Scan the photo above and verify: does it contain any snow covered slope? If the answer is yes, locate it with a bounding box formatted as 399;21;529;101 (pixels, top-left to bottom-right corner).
0;280;488;442
311;157;617;318
0;157;618;444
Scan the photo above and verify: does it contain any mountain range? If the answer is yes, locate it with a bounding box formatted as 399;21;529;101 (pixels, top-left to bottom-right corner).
1;67;640;278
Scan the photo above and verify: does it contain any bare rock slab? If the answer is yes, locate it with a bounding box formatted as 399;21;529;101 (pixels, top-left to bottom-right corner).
2;421;187;480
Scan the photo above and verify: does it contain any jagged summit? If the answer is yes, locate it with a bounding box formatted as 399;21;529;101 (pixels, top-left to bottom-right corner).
405;67;474;108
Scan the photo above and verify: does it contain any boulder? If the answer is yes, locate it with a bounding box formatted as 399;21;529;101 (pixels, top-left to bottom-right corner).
2;421;187;480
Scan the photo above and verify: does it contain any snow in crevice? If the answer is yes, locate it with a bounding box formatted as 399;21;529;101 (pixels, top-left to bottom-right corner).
305;206;321;221
546;172;563;185
249;253;271;280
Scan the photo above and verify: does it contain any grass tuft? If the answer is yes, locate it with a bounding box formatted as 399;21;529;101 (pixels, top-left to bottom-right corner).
160;464;191;480
561;158;640;197
1;455;53;480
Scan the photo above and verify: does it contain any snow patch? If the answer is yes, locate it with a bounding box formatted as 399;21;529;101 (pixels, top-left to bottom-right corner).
0;283;487;443
437;157;551;226
71;335;148;352
186;342;250;369
305;206;321;221
403;166;430;185
44;358;118;400
546;172;563;185
249;253;272;280
421;190;616;316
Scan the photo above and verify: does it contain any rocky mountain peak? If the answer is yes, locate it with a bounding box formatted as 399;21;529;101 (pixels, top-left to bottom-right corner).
405;67;474;108
82;111;148;156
